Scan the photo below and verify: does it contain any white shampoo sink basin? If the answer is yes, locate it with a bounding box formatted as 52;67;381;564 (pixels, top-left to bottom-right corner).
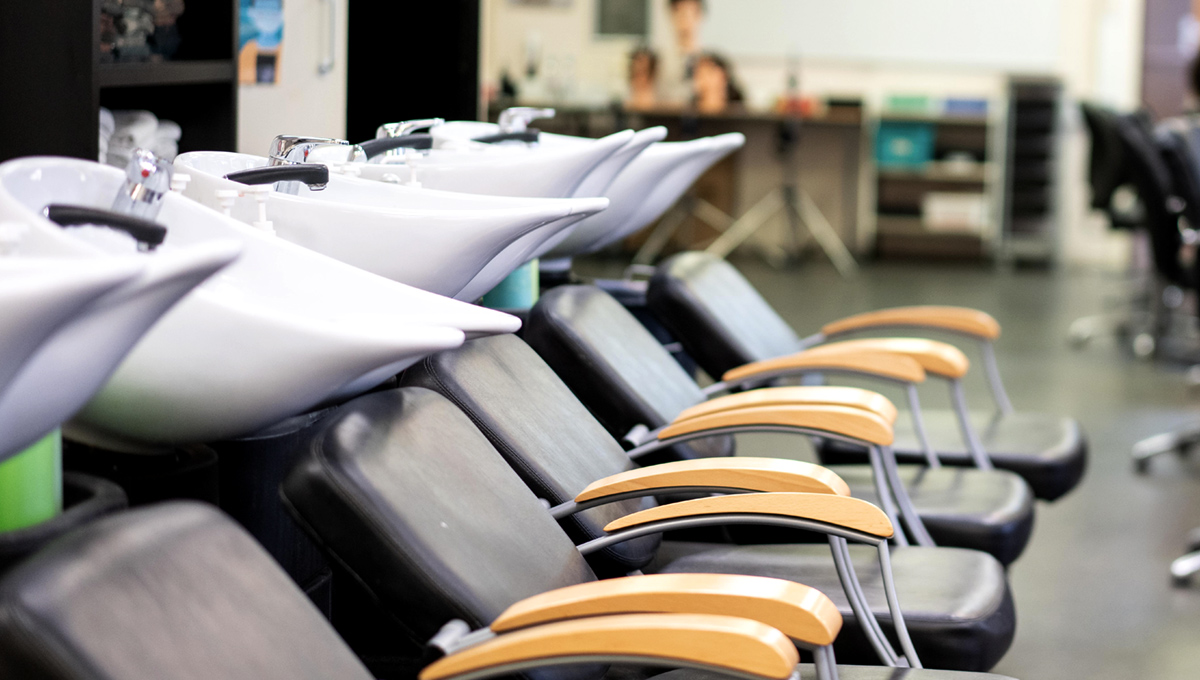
569;132;745;255
175;151;608;300
342;129;636;199
0;157;518;451
0;257;148;461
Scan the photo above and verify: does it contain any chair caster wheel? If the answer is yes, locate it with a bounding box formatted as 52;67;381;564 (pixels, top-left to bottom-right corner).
1133;333;1156;359
1172;574;1191;588
1135;458;1151;474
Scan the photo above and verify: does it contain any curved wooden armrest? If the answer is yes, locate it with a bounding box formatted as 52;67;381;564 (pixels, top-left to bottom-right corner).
576;457;851;502
658;404;893;446
821;306;1001;340
604;492;894;538
722;351;925;386
493;573;842;646
419;613;800;680
679;386;897;425
803;338;969;379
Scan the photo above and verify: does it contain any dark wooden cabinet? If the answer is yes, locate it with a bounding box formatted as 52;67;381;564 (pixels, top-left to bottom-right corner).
0;0;238;163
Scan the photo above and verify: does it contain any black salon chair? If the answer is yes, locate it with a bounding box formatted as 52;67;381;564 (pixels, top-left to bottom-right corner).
640;252;1085;502
1070;103;1151;349
518;286;1034;566
0;503;876;680
282;386;1018;673
0;503;377;680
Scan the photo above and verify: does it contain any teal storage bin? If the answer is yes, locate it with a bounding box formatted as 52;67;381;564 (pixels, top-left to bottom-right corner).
876;121;935;169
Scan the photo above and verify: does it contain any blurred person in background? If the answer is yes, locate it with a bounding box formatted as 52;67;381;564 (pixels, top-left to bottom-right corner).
660;0;705;105
627;47;660;111
693;52;743;113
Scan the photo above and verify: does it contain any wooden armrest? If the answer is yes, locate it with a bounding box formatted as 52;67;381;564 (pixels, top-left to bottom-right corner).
722;351;925;386
803;338;969;379
493;573;842;647
419;613;800;680
821;306;1001;340
576;457;851;503
658;405;893;446
679;386;897;425
604;492;893;538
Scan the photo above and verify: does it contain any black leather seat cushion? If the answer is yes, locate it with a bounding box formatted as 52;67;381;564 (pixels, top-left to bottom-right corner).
0;502;373;680
286;387;1016;673
646;251;1086;501
654;666;1016;680
0;472;127;574
831;466;1034;567
524;289;1034;561
403;334;660;576
526;285;733;461
281;389;601;638
818;411;1086;502
650;542;1015;673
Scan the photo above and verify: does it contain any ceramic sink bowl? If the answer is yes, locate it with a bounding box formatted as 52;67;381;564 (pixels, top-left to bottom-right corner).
0;257;150;461
0;156;518;451
570;132;746;256
175;151;608;300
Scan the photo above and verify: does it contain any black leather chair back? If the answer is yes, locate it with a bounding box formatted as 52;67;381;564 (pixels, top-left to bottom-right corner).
647;251;802;379
0;503;373;680
1115;112;1190;286
1158;119;1200;228
282;388;599;640
526;285;733;460
1081;102;1134;213
402;335;661;574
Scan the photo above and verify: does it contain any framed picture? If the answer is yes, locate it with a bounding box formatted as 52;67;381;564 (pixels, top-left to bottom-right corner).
596;0;648;38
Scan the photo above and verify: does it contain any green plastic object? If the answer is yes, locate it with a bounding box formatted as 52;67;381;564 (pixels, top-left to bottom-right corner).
0;430;62;533
482;260;540;310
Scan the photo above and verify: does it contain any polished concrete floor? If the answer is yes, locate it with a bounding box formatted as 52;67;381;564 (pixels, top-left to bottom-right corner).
576;256;1200;679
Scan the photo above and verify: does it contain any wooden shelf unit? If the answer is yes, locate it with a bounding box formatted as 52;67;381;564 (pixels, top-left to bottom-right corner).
871;111;1002;261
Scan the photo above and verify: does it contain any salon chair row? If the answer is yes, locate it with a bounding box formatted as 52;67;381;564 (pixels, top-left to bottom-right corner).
0;252;1087;680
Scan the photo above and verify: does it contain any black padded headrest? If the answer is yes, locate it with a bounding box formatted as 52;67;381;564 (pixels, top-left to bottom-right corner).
647;252;803;378
402;335;661;575
281;388;598;640
526;286;732;461
0;502;372;680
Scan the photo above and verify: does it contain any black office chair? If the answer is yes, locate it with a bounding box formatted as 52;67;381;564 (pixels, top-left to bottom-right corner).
1069;103;1152;349
283;386;1019;672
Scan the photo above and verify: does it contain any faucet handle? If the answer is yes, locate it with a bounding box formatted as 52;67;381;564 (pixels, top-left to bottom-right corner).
498;107;555;133
268;135;364;166
112;148;173;221
375;118;445;139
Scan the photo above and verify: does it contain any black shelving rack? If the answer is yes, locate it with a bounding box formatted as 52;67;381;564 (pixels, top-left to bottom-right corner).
0;1;238;163
1002;76;1062;264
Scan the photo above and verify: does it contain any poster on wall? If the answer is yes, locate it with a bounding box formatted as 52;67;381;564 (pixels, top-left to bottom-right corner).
238;0;284;84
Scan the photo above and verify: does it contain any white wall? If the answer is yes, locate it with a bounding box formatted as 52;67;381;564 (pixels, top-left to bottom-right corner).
237;0;348;155
481;0;1148;268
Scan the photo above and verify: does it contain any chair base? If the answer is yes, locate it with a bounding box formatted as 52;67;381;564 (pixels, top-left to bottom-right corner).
1131;424;1200;474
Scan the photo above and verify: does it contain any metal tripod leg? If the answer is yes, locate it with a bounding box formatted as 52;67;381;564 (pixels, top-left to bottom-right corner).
705;189;787;259
794;187;858;277
632;202;692;266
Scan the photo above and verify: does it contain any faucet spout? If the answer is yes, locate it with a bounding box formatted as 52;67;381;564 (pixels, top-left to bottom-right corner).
267;135;362;193
497;107;555;133
375;118;444;139
112;148;173;221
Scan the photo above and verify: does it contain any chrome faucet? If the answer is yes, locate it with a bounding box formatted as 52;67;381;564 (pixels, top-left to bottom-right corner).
111;148;172;221
267;135;362;193
497;107;555;133
375;118;444;140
